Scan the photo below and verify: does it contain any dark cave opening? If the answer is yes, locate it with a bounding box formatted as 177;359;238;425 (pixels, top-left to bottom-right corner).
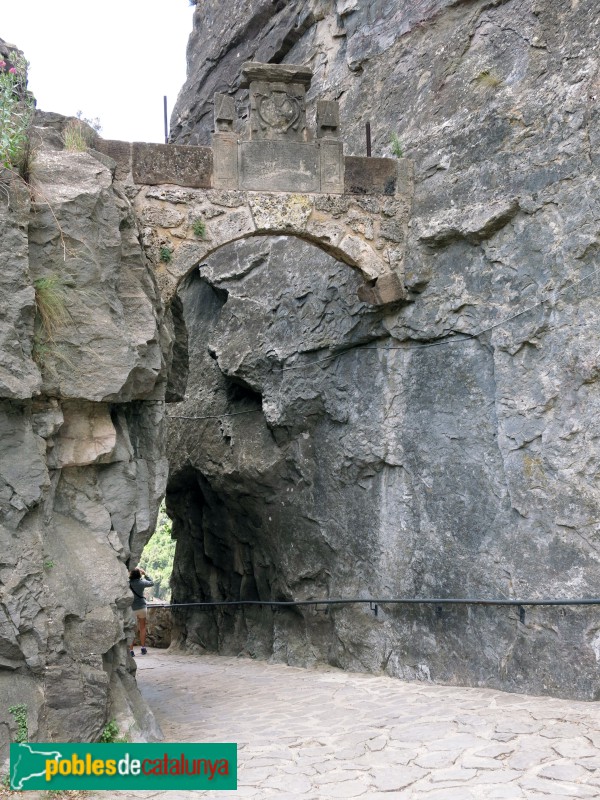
224;376;263;407
160;234;374;662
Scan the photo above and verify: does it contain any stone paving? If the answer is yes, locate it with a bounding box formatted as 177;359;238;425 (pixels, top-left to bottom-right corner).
88;649;600;800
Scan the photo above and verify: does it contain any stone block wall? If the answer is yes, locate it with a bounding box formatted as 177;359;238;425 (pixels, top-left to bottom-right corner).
95;138;409;196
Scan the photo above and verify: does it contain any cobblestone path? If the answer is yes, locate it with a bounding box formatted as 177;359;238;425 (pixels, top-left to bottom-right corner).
99;649;600;800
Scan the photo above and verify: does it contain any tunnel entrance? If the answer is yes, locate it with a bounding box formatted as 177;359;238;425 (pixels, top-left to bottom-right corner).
162;233;394;666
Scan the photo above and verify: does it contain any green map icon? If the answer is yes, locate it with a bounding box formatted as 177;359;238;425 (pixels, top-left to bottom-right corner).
11;743;64;790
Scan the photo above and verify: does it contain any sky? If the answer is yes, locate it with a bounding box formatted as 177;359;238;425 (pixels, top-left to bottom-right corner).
1;0;194;142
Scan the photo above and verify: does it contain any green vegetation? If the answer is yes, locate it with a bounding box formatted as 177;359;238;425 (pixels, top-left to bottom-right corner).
474;69;502;88
139;503;175;600
63;111;101;152
62;120;89;151
0;53;34;174
390;132;404;158
99;719;129;744
32;336;51;368
62;112;101;152
33;276;69;341
9;704;28;743
192;217;206;238
43;559;55;571
32;277;72;368
159;245;173;264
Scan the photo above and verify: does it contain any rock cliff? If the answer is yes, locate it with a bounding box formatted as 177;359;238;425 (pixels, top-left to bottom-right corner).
166;0;600;699
0;59;168;753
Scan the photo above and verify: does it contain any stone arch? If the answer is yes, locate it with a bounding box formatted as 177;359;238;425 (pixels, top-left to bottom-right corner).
134;189;410;308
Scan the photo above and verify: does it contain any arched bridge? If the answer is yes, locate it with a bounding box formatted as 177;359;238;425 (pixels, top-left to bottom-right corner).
95;61;413;307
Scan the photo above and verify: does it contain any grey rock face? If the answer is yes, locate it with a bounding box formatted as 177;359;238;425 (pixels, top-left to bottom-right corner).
166;0;600;699
0;175;40;399
0;115;167;755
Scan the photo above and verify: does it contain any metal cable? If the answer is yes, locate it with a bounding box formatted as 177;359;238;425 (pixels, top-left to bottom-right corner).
148;596;600;610
168;408;261;420
165;265;600;421
280;264;600;371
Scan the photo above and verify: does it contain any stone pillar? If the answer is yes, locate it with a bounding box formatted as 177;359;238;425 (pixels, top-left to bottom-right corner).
319;139;344;194
213;93;239;189
213;133;239;189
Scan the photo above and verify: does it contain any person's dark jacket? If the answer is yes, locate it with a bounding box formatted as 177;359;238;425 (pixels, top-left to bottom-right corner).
130;575;154;611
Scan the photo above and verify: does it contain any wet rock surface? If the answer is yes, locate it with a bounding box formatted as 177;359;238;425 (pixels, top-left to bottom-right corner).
166;0;600;699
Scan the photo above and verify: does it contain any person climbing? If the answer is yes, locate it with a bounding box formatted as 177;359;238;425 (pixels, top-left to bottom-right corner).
129;567;154;656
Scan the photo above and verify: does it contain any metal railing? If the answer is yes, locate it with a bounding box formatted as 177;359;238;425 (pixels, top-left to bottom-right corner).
148;596;600;624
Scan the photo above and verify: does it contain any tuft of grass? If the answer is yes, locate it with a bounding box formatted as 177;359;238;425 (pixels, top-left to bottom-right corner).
18;134;36;182
32;335;50;367
159;246;173;264
390;132;404;158
62;119;90;152
62;113;100;152
43;559;55;570
192;217;206;239
474;69;503;88
33;276;69;341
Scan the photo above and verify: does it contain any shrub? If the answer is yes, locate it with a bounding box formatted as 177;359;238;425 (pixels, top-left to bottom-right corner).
99;720;129;743
0;54;34;174
76;110;102;134
192;217;206;238
9;704;28;743
140;503;175;601
159;246;173;263
390;132;403;158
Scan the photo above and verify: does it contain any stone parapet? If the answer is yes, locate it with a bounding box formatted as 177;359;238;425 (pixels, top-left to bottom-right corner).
132;143;213;188
345;156;413;196
96;136;408;196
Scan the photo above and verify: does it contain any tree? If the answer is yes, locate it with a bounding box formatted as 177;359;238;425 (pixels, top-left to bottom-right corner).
139;503;175;601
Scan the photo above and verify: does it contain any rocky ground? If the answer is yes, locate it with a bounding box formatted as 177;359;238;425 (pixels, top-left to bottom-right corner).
89;650;600;799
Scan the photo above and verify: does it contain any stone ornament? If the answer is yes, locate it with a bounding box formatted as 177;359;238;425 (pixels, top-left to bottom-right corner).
214;93;236;132
256;90;303;135
248;81;307;141
241;62;313;143
316;100;340;138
